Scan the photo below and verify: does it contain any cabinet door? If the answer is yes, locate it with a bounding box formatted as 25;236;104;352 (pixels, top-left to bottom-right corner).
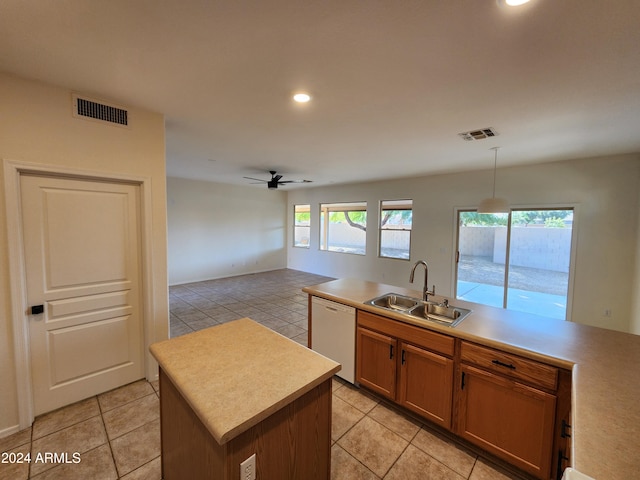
398;342;453;429
457;365;556;479
356;327;396;399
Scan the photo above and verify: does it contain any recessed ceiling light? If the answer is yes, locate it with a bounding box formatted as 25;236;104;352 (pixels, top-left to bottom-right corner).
505;0;531;5
293;92;311;103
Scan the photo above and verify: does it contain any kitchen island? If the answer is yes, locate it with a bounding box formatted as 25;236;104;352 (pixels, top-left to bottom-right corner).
303;278;640;480
150;318;341;480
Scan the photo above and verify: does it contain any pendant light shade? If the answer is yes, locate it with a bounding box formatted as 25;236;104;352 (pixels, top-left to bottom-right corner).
478;147;509;214
477;196;509;213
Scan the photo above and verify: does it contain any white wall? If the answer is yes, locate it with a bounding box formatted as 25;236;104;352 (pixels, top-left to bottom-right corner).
167;177;287;285
0;73;168;435
287;154;640;334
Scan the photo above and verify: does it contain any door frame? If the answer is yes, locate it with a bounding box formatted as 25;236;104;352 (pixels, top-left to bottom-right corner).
3;159;159;429
450;203;579;322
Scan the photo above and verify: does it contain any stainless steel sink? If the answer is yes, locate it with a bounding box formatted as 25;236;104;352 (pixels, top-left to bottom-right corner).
367;293;419;311
407;302;471;327
364;293;471;328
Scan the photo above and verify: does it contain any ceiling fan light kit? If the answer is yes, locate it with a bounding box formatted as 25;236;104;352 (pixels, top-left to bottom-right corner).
268;176;281;189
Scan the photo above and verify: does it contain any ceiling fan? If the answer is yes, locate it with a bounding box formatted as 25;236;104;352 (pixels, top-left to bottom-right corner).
243;170;312;189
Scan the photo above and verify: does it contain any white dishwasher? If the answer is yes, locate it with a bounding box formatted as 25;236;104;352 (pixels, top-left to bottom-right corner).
311;296;356;384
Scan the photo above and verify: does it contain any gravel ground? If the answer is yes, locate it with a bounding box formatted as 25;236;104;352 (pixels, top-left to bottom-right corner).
458;255;568;296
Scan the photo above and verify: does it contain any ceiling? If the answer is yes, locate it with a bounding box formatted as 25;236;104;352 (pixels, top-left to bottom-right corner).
1;0;639;188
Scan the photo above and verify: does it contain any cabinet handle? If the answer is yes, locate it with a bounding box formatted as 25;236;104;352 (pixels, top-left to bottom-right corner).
401;349;406;365
461;372;466;390
389;345;394;360
492;359;516;370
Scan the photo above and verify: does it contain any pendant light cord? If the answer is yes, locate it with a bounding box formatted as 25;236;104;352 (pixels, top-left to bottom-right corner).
491;146;499;198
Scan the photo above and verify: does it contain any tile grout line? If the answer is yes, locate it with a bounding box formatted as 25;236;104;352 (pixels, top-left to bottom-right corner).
95;392;120;479
336;444;381;480
467;457;479;480
378;416;420;480
331;388;408;479
333;379;483;480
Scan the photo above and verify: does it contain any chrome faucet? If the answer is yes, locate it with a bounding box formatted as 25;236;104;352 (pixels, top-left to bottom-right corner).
409;260;435;301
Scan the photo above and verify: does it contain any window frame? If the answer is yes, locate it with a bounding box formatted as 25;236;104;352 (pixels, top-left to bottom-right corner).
319;201;368;255
454;205;578;321
293;204;311;248
378;199;413;260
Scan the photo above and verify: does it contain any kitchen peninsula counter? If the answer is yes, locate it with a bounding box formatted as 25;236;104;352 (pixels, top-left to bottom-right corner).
303;278;640;480
150;317;340;479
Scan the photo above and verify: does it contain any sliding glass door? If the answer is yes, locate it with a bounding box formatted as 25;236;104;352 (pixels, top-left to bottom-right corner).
456;209;574;320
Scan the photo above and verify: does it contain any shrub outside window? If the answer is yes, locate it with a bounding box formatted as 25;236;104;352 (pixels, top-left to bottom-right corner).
294;204;310;248
379;199;412;259
320;202;367;255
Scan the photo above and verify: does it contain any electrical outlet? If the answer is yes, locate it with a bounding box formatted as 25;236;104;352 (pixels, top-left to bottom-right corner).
240;453;256;480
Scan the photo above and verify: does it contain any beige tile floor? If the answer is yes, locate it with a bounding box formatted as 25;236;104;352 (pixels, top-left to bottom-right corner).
1;269;531;479
0;379;161;480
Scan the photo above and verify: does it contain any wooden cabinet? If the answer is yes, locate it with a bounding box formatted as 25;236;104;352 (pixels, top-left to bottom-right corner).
355;310;572;480
398;342;453;428
356;326;396;399
456;341;559;479
356;311;454;429
552;369;573;480
460;341;558;390
159;368;333;480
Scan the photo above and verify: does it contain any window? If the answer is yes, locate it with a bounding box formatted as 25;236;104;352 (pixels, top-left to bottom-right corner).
320;202;367;255
293;204;310;248
379;199;412;259
456;208;575;320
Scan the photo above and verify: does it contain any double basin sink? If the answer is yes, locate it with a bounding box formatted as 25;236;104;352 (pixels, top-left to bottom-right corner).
364;293;472;328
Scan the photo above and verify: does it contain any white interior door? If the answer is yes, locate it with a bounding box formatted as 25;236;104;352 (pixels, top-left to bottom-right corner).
20;174;144;415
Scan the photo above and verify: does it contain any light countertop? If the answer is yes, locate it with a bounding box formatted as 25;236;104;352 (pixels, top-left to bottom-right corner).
302;278;640;480
149;318;341;445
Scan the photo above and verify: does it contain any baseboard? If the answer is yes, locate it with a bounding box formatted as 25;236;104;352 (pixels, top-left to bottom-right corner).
0;423;23;440
168;267;291;287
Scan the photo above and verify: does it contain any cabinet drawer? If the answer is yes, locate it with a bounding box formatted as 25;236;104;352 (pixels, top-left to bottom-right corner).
460;341;558;391
357;310;454;357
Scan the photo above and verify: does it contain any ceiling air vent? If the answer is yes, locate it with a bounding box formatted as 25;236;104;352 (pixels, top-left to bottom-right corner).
458;127;498;141
72;94;129;127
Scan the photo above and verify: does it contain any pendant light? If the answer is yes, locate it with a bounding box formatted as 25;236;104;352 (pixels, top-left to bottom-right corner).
477;147;509;214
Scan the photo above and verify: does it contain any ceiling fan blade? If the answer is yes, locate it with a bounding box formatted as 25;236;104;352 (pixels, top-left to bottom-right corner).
245;172;312;188
243;176;268;182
